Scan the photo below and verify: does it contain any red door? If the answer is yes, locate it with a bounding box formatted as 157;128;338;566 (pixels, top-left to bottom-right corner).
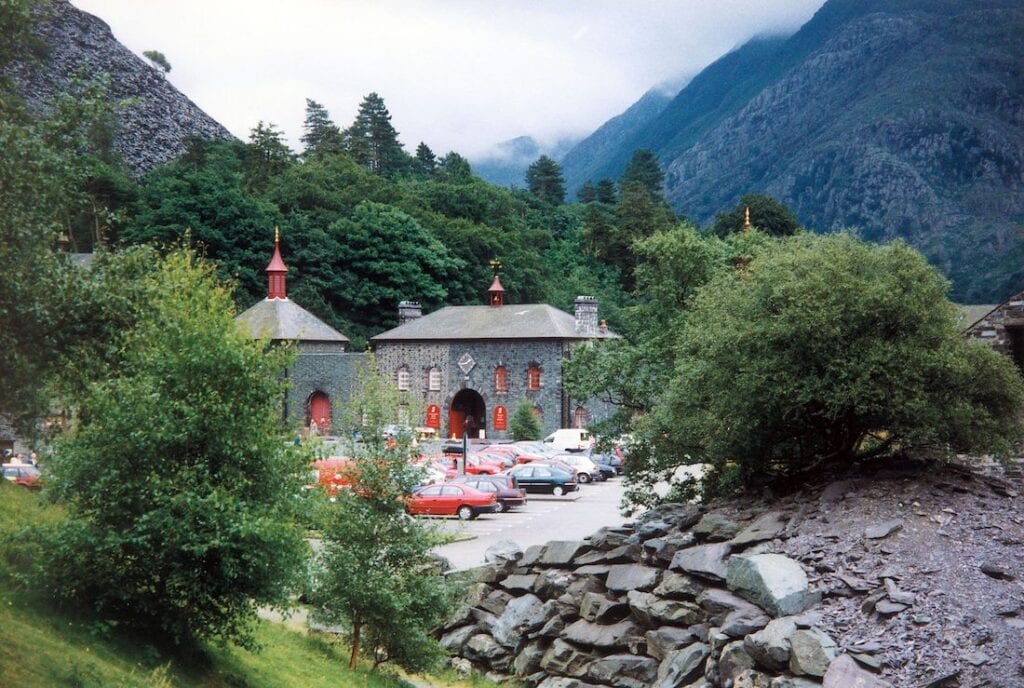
309;391;331;433
449;409;466;439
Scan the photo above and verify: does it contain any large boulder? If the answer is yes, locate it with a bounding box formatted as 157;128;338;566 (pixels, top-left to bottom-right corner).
541;541;591;566
730;511;788;548
696;588;766;625
726;554;819;616
693;513;741;541
655;643;710;688
654;572;706;600
627;590;703;627
563;618;645;650
540;638;597;677
440;624;479;652
514;640;549;677
645;626;702;661
464;633;509;662
643;534;697;565
718;641;756;685
493;594;552;648
502;573;539;593
606;564;663;592
823;654;893;687
580;592;629;622
587;654;659;688
670;543;732;581
480;588;514;615
639;503;704;530
788;628;837;677
744;617;798;671
486;539;525;565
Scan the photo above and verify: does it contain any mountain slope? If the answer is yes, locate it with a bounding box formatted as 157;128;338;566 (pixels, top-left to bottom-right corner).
565;0;1024;302
8;0;234;175
471;135;579;189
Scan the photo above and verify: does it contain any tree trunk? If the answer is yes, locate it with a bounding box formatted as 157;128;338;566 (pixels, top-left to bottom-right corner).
349;616;362;669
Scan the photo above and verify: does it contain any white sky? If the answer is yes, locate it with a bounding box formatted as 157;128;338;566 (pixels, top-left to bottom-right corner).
72;0;826;158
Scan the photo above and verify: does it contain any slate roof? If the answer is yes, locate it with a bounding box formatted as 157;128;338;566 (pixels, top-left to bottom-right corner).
371;304;620;342
958;304;998;331
235;298;349;343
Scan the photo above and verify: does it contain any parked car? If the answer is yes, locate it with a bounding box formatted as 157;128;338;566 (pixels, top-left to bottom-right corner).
506;464;578;496
406;483;499;520
550;453;604;483
308;458;357;496
448;475;527;512
472;451;515;468
2;463;42;491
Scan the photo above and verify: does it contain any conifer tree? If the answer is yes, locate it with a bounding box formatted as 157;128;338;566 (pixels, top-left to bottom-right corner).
620;149;664;201
577;181;597;204
415;142;437;174
245;121;294;192
436;151;472;183
595;178;617;204
345;92;407;176
300;98;345;157
525;155;565;205
509;398;542;441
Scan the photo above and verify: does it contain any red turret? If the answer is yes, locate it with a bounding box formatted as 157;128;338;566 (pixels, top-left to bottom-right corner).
267;227;288;299
488;275;505;307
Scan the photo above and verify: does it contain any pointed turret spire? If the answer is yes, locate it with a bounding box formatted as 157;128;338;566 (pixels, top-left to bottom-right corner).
266;226;288;299
487;258;504;307
742;206;752;233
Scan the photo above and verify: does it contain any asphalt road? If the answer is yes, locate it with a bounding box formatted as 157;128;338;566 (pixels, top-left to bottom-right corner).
429;477;630;571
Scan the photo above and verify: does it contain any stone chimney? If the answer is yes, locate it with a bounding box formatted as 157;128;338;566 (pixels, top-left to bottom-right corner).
398;301;422;325
574;296;599;336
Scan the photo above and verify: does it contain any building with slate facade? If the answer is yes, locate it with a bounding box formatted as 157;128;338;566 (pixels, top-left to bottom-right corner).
238;235;617;438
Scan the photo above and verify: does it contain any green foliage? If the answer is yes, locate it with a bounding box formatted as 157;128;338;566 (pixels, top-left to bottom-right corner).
712;193;800;237
526;155;566;205
595;179;617;204
142;50;171;73
649;233;1024;496
310;360;458;672
346;92;409;177
246;121;296;192
300;98;345;157
415;142;437;173
620;149;664;200
42;249;309;649
509;398;543;441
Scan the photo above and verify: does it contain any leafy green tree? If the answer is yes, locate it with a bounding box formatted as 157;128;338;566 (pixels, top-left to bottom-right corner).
648;234;1024;498
436;151;473;183
509;398;543;441
245;121;295;192
142;49;171;73
300;98;345;157
595;178;617;204
712;193;800;237
526;155;566;205
346;92;408;176
608;180;676;288
310;360;458;671
577;181;597;204
43;249;309;648
415;142;436;174
620;149;664;200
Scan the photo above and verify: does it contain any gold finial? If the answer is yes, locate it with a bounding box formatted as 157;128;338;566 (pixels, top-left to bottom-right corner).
275;226;280;243
742;207;751;233
488;257;502;274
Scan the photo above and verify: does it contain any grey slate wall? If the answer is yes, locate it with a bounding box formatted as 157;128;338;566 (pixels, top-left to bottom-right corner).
285;344;368;433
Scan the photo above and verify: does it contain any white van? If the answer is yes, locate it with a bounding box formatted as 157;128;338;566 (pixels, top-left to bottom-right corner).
543;428;594;452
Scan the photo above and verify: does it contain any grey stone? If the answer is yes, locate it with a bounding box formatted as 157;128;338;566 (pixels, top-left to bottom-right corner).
576;544;642;565
643;534;697;564
823;655;892;687
566;575;608;605
606;564;663;592
535;569;574;599
645;626;701;661
788;629;837;678
493;594;550;648
486;539;525;565
863;520;902;539
718;641;756;684
655;572;706;600
644;503;704;530
720;606;770;637
733;670;772;688
520;544;545;567
514;640;548;677
637;520;672;539
471;607;500;631
590;527;634;551
580;592;629;622
540;638;597;677
628;590;703;627
564;618;645;650
450;657;473;676
536;678;606;688
670;543;732;581
534;613;565;638
465;633;509;661
655;643;711;688
480;589;514;615
726;554;819;616
541;541;591;566
440;624;479;652
744;617;798;671
770;678;821;688
501;573;539;592
731;511;789;547
873;600;907;616
588;654;659;688
693;513;742;541
696;588;763;619
575;564;613;576
980;561;1016;580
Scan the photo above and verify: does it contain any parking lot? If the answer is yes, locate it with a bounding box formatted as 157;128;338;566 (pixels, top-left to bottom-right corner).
429;476;630;571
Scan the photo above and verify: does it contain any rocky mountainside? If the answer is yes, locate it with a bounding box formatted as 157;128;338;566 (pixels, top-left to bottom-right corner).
561;0;1024;303
8;0;234;175
442;459;1023;687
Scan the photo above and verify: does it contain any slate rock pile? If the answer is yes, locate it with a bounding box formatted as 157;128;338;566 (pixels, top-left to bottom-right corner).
442;504;890;688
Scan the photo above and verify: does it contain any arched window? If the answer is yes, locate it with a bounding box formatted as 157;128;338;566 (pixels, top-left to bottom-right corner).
494;365;508;393
396;366;411;391
573;406;589;429
526;364;541;391
427;367;442;391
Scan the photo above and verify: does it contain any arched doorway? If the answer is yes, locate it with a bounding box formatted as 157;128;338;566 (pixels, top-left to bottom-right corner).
308;391;331;435
449;389;486;439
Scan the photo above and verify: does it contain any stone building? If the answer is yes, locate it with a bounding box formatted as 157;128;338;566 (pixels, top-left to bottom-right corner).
371;276;618;440
963;294;1024;371
235;232;366;434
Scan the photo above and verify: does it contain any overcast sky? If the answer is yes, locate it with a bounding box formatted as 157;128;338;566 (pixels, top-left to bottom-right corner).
73;0;826;159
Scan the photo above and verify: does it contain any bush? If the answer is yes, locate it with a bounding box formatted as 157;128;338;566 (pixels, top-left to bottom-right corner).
509;397;542;441
642;233;1024;496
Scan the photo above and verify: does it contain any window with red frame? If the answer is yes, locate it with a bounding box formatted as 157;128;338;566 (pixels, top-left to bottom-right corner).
526;364;541;391
494;365;508;392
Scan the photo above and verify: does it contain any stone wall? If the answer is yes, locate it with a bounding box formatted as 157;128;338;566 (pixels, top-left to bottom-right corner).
442;505;891;688
285;347;367;431
965;293;1024;357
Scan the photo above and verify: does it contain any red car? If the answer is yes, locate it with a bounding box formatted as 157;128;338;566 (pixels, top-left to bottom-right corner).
406;483;499;520
2;463;42;491
308;458;357;496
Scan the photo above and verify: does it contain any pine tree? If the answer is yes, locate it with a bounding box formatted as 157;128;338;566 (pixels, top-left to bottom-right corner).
415;142;437;174
525;155;565;205
577;181;597;204
436;151;472;183
245;121;294;192
301;98;345;157
509;398;542;441
345;92;407;176
595;179;617;204
620;149;664;201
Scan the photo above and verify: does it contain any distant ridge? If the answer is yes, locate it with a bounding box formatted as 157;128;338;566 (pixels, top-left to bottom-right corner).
8;0;234;175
